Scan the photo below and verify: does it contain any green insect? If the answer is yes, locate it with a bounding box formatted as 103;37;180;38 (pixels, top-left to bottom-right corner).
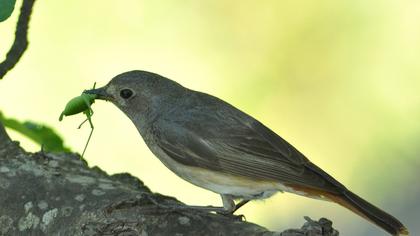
59;83;97;158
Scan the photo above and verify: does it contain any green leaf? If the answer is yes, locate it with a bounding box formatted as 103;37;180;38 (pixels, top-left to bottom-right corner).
0;111;71;152
0;0;16;22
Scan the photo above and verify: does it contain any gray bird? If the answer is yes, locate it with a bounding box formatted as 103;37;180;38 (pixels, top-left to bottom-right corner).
85;70;408;236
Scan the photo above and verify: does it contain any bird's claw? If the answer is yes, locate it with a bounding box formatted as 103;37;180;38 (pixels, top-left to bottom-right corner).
216;211;245;221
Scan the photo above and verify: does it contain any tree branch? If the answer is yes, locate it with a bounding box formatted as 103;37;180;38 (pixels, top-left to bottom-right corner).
0;0;36;79
0;125;339;235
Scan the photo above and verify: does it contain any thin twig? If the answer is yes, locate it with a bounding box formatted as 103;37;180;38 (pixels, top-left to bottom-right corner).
0;0;36;79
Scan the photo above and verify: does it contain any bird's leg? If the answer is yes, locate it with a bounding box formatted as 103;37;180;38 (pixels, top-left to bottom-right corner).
220;194;236;213
214;195;246;220
232;199;250;214
168;195;247;214
138;194;244;220
172;194;234;213
151;194;233;213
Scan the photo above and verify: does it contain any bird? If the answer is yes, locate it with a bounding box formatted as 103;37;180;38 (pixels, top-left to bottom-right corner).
85;70;408;236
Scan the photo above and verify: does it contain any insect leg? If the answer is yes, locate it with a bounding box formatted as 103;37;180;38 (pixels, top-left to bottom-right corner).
82;96;94;117
78;118;89;129
80;95;95;158
81;112;94;158
78;95;95;129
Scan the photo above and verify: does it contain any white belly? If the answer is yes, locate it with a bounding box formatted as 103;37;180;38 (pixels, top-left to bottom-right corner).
146;140;326;201
146;142;281;198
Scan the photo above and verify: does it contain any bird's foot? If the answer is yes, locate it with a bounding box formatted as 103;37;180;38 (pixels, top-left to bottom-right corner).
104;193;245;221
215;211;245;221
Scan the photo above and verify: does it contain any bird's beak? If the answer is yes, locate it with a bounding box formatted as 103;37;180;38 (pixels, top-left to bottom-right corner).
83;87;113;101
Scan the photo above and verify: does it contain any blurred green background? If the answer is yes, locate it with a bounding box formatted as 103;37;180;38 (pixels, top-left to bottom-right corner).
1;1;419;235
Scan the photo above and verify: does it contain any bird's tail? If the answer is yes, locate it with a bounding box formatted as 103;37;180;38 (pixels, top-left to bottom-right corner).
325;190;409;236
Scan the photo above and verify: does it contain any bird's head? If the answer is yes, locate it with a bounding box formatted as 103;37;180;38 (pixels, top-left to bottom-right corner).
84;70;186;123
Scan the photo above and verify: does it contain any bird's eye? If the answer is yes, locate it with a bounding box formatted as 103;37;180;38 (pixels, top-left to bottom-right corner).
120;89;133;99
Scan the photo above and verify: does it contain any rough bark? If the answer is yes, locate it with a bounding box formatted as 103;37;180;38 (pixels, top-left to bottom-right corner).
0;122;339;236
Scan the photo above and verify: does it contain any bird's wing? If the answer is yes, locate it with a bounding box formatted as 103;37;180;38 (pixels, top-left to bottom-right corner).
153;106;344;193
